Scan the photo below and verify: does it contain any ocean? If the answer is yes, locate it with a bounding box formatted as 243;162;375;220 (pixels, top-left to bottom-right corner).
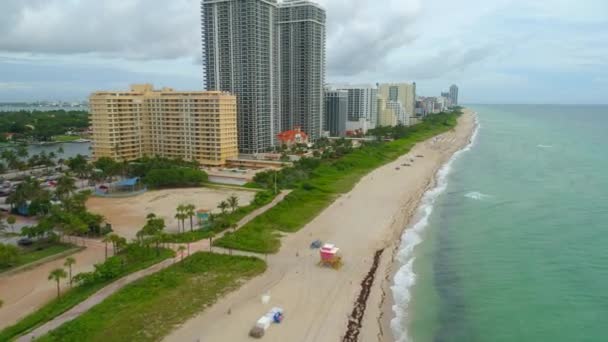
390;105;608;342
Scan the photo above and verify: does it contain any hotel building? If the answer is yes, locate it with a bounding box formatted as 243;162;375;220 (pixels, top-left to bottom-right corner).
90;84;238;166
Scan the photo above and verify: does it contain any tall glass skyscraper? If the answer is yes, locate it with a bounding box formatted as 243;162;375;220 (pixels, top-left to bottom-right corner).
278;0;326;141
201;0;280;154
450;84;459;106
201;0;326;153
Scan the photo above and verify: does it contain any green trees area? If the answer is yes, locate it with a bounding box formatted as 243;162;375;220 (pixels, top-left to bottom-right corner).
81;156;208;189
215;110;462;253
36;253;265;342
0;110;89;143
0;145;60;173
0;242;174;341
162;190;276;244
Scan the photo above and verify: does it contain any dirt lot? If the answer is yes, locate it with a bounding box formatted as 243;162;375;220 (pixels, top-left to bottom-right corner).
86;187;256;239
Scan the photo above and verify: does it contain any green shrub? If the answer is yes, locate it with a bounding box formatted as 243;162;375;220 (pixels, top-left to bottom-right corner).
144;168;208;189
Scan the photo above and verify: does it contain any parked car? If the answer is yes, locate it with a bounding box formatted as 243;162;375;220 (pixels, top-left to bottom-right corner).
18;238;34;246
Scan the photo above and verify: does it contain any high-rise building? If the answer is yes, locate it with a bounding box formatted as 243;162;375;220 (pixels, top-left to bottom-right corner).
378;83;416;126
337;85;378;127
90;84;238;166
278;0;326;140
201;0;280;154
324;89;348;137
376;97;398;127
449;84;459;106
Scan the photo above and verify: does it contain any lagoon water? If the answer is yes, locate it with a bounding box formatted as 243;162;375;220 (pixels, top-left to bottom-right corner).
391;105;608;342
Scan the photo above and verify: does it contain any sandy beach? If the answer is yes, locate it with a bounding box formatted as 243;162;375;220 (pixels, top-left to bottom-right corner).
164;110;476;342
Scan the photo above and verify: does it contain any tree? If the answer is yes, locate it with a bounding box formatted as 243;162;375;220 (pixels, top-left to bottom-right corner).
218;201;229;215
66;154;89;178
16;145;29;159
102;235;112;260
137;215;166;246
227;195;239;213
64;257;76;287
48;268;67;299
176;205;188;233
1;149;18;170
208;232;216;252
55;175;77;201
108;234;124;255
177;245;186;262
0;243;20;268
6;215;16;232
0;219;7;236
184;204;196;232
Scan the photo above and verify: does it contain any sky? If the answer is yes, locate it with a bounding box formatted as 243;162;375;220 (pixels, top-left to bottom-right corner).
0;0;607;104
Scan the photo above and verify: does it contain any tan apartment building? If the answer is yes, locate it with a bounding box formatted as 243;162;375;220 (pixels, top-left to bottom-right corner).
378;83;416;126
90;84;238;166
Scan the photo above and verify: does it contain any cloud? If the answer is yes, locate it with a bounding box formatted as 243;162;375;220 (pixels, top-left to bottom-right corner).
317;0;421;77
0;0;200;60
0;0;423;77
0;0;607;103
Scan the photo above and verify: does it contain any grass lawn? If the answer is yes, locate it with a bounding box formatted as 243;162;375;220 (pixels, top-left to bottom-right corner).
52;135;80;142
0;248;174;341
37;253;266;342
0;242;77;273
215;112;461;253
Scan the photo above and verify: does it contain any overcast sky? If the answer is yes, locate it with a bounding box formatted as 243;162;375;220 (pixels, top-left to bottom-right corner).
0;0;607;104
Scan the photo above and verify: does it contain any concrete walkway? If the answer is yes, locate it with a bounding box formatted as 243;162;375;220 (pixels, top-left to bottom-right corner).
17;190;291;341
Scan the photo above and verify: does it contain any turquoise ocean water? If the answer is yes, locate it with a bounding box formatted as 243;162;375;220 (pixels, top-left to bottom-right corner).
390;105;608;342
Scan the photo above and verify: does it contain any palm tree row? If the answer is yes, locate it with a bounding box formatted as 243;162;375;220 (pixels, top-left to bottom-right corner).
218;194;240;215
47;256;78;299
175;204;196;233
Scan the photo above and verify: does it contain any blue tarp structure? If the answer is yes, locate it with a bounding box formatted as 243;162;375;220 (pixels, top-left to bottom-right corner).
115;177;140;187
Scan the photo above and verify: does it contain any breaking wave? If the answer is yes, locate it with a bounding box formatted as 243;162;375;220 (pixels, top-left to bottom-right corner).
390;114;480;342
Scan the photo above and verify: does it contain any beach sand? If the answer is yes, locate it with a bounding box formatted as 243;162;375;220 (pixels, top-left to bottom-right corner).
86;187;256;239
164;110;476;342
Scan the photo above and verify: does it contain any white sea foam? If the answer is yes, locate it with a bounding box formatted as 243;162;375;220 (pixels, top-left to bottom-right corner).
390;114;480;342
537;144;553;148
464;191;491;200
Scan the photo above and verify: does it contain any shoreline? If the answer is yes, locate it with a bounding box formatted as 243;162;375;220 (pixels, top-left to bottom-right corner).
164;110;477;342
373;108;478;341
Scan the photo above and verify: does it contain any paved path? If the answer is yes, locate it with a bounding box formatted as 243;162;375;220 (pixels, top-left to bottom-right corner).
0;237;106;330
17;190;291;341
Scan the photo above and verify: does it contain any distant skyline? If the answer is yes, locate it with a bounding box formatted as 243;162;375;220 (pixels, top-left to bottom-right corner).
0;0;607;104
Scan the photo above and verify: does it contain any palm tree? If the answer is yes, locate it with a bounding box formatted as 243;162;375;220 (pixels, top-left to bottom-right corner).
48;268;67;299
185;204;196;232
1;149;19;171
64;257;76;287
176;204;190;233
177;245;187;262
16;145;29;160
56;176;77;201
218;201;229;215
101;235;112;260
6;215;16;233
208;232;216;252
227;195;239;213
109;234;123;255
